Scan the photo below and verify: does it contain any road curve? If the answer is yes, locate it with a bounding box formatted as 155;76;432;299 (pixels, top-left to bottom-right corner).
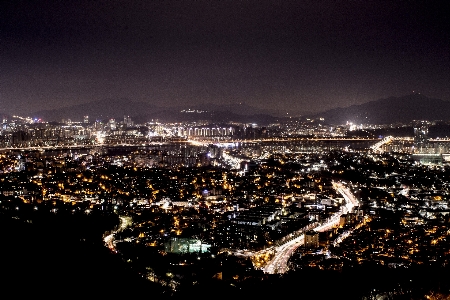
262;182;358;274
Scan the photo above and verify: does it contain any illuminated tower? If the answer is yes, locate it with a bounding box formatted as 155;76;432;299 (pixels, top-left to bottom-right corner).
413;121;430;153
109;119;116;130
123;115;132;127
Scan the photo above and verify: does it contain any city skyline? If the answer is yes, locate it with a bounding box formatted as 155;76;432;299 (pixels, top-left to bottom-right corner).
2;118;450;298
2;3;450;296
1;1;449;115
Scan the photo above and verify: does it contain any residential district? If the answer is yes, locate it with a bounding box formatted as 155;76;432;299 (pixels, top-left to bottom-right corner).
2;115;450;299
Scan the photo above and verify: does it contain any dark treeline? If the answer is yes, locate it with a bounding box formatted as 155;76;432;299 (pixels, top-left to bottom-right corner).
0;213;164;298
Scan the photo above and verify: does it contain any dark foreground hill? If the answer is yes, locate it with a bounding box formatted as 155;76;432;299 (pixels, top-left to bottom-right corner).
0;215;163;298
2;213;450;299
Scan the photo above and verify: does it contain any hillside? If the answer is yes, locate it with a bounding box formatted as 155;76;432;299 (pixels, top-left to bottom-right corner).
313;94;450;125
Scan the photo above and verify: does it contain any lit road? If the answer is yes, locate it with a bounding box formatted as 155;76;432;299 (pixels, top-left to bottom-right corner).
220;150;247;169
188;137;383;148
370;136;393;153
0;142;177;152
103;215;133;252
264;235;305;274
262;182;358;274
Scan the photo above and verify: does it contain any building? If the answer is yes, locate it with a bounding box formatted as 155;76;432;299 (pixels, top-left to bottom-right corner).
164;238;211;254
304;231;319;248
413;120;430;150
124;115;132;127
339;213;358;227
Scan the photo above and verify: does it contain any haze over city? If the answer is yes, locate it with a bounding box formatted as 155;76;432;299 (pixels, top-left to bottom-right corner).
1;1;449;115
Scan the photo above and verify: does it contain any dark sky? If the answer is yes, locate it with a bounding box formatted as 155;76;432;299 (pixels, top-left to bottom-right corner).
1;0;449;115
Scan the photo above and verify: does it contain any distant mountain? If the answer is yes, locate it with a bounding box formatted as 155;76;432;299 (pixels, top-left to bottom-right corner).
32;98;162;122
31;98;279;125
313;94;450;125
189;103;275;116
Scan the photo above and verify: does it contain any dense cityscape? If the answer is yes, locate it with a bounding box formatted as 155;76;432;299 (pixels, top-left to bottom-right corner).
2;114;450;298
2;1;449;299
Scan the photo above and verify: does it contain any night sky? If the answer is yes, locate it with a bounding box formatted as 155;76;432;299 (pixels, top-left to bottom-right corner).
1;1;449;115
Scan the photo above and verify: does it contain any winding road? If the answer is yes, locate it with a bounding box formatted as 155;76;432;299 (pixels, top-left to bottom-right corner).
262;182;358;274
103;215;133;253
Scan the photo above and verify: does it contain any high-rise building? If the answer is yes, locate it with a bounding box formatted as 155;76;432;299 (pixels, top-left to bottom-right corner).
413;120;430;151
414;121;429;144
109;119;116;130
84;115;89;124
124;115;132;127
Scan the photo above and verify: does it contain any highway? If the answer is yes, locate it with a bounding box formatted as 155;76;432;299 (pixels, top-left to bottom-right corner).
0;142;176;152
264;235;305;274
370;135;394;153
103;215;133;253
262;182;358;274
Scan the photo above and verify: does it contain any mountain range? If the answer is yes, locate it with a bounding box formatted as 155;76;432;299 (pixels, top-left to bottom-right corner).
3;94;448;125
30;99;280;125
311;94;450;125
